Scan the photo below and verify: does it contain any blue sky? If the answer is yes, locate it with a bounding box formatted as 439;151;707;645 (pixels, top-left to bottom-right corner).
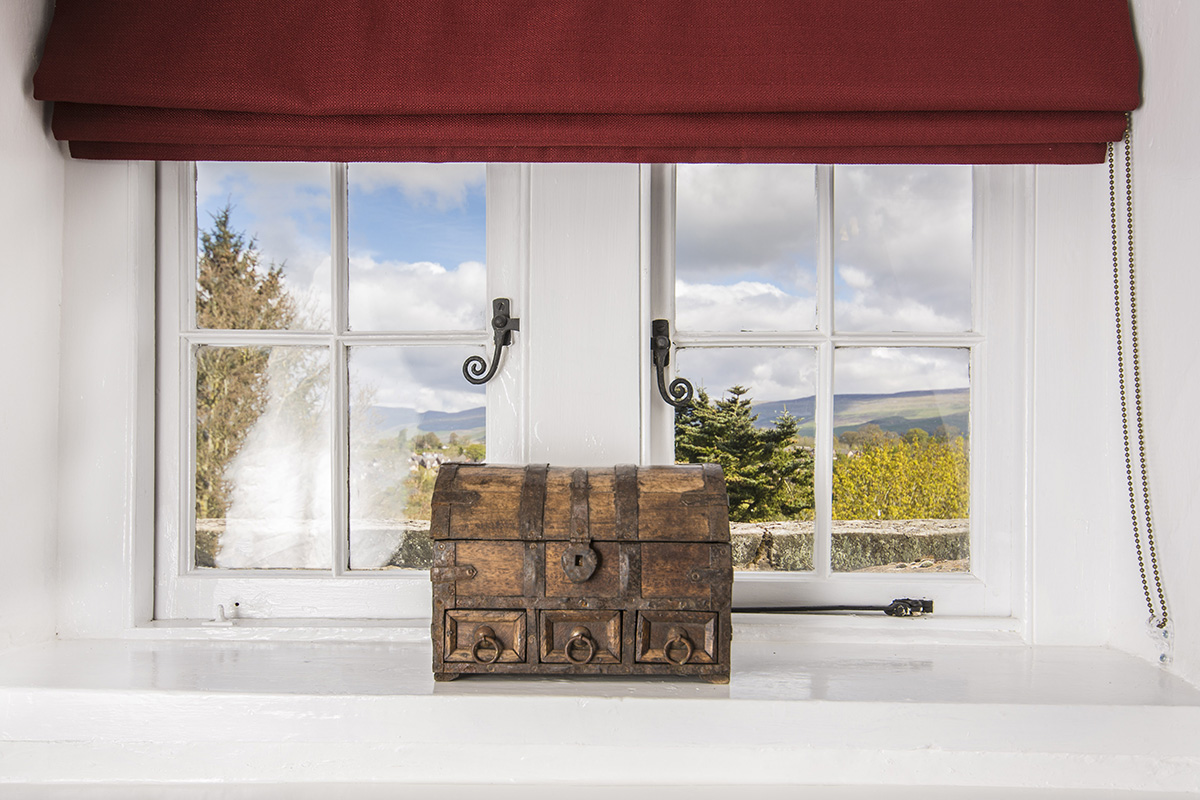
196;162;971;411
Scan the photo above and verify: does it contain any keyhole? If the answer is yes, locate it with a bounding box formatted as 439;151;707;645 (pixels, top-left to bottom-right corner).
574;555;583;567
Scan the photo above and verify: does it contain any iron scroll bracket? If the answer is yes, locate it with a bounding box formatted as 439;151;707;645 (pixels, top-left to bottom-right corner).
463;298;520;385
651;319;694;408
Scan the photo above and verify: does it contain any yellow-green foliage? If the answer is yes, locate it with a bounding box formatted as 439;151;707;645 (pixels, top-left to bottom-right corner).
832;426;969;520
403;433;487;521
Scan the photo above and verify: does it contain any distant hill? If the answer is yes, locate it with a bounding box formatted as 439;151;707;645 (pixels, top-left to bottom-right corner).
363;387;969;444
366;405;486;441
751;387;969;438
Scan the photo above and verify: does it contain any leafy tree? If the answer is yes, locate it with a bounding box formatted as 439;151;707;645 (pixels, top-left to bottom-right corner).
675;386;814;522
832;426;969;520
411;431;443;452
194;206;296;524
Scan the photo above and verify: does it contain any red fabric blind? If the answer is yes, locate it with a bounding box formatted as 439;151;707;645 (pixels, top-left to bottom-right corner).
33;0;1140;164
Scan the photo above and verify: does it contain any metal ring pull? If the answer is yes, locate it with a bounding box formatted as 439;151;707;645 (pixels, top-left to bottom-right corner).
564;626;597;664
463;298;520;385
662;627;694;665
651;319;694;408
471;625;503;664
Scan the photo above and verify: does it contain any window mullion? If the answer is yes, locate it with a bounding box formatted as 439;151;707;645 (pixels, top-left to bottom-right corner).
814;165;835;579
179;163;199;577
330;163;350;576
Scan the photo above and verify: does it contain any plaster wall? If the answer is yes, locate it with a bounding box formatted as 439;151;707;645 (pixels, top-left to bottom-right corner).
0;0;63;649
1110;0;1200;687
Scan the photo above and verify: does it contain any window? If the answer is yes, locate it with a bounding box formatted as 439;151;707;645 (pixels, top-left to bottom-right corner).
664;164;1027;613
155;162;500;619
673;164;974;575
156;162;1027;620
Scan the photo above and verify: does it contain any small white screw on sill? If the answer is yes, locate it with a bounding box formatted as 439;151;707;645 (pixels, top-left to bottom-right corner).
201;602;239;627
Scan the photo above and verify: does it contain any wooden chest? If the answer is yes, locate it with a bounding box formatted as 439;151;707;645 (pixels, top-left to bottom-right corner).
430;463;732;682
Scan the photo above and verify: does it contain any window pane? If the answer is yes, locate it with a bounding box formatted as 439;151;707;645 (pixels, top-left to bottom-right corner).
348;164;487;331
676;164;817;332
195;163;331;331
195;345;331;570
833;165;972;332
673;348;817;572
831;348;970;573
348;345;487;570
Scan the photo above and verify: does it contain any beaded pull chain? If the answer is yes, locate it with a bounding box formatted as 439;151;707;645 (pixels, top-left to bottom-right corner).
1108;116;1169;632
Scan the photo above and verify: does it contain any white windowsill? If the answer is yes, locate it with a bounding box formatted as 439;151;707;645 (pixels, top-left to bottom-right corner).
122;612;1026;643
2;623;1198;791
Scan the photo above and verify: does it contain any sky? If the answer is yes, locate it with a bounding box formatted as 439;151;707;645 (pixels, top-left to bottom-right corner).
196;162;487;414
676;163;972;403
195;162;972;415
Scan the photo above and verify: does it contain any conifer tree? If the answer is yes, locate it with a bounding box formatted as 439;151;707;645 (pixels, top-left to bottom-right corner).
194;206;296;524
675;386;815;522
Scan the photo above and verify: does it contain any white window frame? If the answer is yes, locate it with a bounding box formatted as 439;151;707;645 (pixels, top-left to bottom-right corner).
155;162;1029;622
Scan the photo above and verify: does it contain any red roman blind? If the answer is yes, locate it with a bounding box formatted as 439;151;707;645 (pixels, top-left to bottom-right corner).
32;0;1140;164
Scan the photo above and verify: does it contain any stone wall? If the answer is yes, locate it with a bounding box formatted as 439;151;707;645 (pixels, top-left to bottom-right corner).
197;518;969;573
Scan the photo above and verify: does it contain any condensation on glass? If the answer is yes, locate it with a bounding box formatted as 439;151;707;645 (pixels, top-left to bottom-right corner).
831;347;970;573
193;345;331;569
348;345;487;570
190;162;489;573
673;347;817;572
675;164;818;332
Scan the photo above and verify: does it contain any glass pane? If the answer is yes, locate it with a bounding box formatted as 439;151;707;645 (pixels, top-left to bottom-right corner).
833;165;972;332
676;164;817;332
194;345;331;569
831;348;970;573
348;345;487;570
195;162;332;330
348;163;487;331
673;348;817;572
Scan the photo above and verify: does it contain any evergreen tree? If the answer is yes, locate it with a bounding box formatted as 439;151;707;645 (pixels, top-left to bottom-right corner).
675;386;814;522
194;206;296;524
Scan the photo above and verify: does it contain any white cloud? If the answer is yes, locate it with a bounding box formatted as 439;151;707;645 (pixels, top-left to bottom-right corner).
833;165;973;332
676;163;819;288
675;347;818;404
834;347;969;396
838;265;874;291
348;257;486;332
349;343;486;414
348;163;485;210
676;279;815;331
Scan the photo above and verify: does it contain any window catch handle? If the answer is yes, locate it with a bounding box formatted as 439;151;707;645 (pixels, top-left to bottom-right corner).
651;319;695;408
463;298;520;385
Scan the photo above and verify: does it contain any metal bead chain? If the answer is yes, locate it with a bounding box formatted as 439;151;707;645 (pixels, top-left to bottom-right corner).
1109;118;1169;630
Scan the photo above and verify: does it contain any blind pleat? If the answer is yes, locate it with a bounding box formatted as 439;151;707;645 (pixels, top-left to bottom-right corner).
33;0;1141;164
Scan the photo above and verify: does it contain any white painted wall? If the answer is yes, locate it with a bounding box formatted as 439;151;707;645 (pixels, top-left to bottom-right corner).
1113;0;1200;686
1029;0;1200;686
0;0;63;649
56;159;155;639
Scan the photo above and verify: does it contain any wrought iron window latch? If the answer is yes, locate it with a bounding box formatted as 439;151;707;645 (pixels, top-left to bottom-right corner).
651;319;695;408
463;298;520;385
